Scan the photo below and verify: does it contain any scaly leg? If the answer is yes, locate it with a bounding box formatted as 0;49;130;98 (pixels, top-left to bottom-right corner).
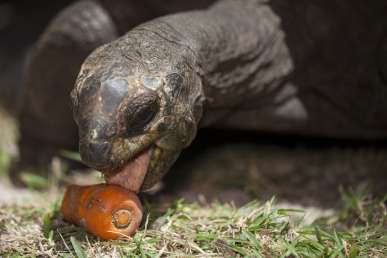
11;0;119;183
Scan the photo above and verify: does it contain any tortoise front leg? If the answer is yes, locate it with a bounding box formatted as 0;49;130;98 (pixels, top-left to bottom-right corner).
12;0;149;182
11;1;118;184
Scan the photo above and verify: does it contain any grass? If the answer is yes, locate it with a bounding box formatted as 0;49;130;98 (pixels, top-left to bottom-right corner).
0;190;386;257
0;108;386;257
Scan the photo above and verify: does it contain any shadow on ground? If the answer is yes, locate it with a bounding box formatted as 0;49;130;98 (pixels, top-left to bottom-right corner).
153;129;387;208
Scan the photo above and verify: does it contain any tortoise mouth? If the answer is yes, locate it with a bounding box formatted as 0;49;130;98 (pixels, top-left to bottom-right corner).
104;147;153;192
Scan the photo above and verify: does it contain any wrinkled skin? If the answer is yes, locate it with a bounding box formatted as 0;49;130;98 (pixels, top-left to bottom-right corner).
72;35;202;191
15;0;387;191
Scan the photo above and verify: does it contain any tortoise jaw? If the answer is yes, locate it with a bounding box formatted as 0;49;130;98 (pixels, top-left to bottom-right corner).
93;115;183;192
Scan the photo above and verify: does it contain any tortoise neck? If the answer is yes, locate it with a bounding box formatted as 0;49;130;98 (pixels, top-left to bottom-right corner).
147;0;293;126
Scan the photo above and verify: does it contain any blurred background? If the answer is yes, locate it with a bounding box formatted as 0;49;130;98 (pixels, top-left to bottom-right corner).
0;0;73;112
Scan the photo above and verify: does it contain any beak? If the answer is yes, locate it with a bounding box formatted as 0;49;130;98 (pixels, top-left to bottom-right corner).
79;140;112;170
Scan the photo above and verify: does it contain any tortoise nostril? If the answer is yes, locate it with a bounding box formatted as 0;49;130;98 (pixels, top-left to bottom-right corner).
80;141;112;170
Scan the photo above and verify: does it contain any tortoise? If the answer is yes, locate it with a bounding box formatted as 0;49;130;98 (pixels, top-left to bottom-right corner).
15;0;387;194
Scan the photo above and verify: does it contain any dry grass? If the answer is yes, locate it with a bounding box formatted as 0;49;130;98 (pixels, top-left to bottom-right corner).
0;187;386;258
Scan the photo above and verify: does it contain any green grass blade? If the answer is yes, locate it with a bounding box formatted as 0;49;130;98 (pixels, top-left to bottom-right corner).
70;236;87;258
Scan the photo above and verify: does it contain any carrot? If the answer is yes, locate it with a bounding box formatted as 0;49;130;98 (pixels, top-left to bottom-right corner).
61;184;142;240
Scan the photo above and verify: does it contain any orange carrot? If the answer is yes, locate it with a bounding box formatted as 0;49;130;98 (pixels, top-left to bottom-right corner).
61;184;142;240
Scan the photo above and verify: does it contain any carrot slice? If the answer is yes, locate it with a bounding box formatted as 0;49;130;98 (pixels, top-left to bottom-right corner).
61;184;142;240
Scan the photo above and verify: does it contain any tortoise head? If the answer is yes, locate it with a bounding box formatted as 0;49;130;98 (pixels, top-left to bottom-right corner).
71;37;203;191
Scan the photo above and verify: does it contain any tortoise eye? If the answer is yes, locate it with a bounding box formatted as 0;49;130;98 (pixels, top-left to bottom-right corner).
123;92;159;135
133;101;158;125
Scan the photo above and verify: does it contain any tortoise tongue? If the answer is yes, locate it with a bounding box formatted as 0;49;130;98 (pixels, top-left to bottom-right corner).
104;149;151;193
